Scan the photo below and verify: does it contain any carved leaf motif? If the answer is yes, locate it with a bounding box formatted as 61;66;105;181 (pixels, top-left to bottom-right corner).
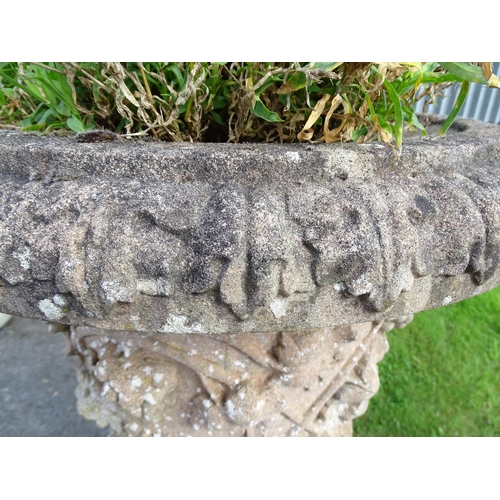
70;317;413;437
1;150;500;326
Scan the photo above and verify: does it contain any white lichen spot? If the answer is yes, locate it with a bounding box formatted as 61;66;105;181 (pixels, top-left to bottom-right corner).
193;424;200;431
130;315;140;329
130;423;138;432
334;282;346;292
202;399;211;409
285;151;301;164
38;299;63;321
225;400;240;420
188;349;198;356
136;279;158;296
269;298;288;319
350;275;373;295
442;296;453;306
208;365;214;374
153;373;164;385
131;376;142;388
100;281;133;303
153;430;162;437
13;246;31;270
144;393;156;405
233;360;246;368
118;344;131;358
123;362;132;370
161;315;206;334
256;400;265;410
143;366;152;376
52;294;66;306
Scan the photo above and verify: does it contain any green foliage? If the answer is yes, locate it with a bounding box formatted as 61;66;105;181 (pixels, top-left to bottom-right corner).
354;287;500;437
0;62;498;148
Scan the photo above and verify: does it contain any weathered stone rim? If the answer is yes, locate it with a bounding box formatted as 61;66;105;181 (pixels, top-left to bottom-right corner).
1;117;500;334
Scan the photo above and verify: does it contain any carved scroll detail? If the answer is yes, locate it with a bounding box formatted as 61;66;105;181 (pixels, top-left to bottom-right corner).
70;315;413;436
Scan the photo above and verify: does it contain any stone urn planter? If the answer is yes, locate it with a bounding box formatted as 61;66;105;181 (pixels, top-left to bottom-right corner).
1;116;499;436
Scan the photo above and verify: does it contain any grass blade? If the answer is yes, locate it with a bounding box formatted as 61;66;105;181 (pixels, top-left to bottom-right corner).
439;62;500;88
439;81;470;136
383;79;403;151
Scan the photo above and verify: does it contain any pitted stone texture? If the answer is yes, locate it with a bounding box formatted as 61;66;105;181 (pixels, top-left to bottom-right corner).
1;118;500;333
69;316;412;437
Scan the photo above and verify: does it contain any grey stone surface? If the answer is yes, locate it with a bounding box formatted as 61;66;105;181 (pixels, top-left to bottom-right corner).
0;316;107;436
1;117;500;334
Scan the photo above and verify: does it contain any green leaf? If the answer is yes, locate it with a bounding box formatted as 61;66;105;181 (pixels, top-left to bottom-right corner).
383;79;403;150
212;96;229;110
0;72;33;97
439;81;470;136
21;123;46;131
352;125;368;141
210;110;226;127
55;101;71;117
66;115;85;133
277;72;307;93
358;85;391;144
403;107;427;136
29;70;79;116
438;62;499;87
251;100;283;122
254;75;282;97
312;62;339;71
1;87;14;98
167;65;185;89
377;116;393;141
36;108;55;125
84;115;96;131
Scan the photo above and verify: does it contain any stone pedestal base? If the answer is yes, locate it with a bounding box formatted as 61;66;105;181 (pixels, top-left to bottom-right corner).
68;316;412;437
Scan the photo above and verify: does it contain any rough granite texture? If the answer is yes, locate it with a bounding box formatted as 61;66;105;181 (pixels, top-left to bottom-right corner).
1;117;500;334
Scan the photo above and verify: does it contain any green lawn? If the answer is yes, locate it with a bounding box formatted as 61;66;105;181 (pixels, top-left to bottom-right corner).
354;286;500;437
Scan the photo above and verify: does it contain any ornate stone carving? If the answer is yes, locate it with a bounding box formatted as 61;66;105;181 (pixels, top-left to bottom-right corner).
1;119;500;334
2;118;499;437
70;315;413;436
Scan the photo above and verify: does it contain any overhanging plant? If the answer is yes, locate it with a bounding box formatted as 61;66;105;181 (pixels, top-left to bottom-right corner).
1;62;499;153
